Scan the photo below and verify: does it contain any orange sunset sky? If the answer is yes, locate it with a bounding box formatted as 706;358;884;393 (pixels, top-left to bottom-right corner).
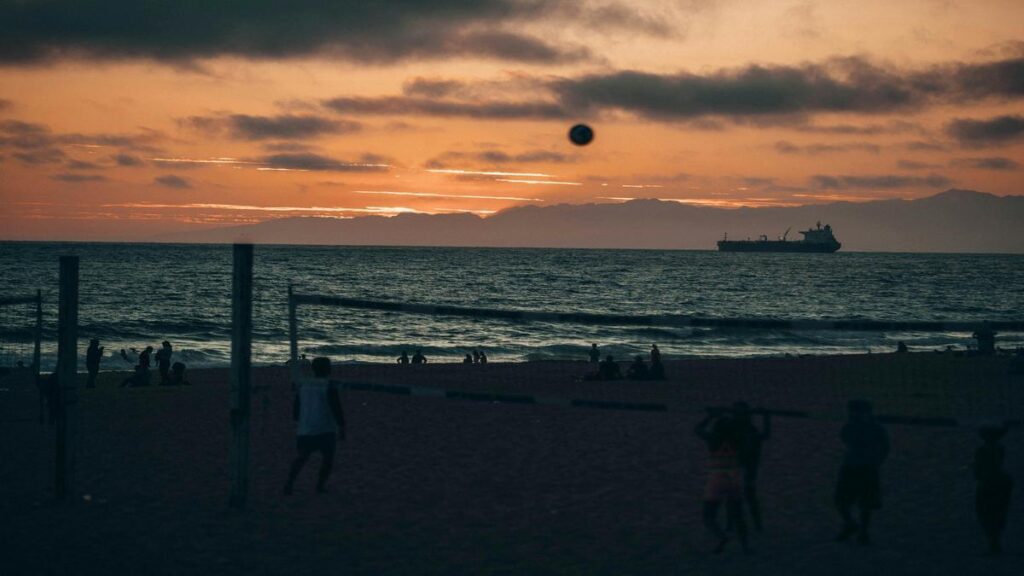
0;0;1022;241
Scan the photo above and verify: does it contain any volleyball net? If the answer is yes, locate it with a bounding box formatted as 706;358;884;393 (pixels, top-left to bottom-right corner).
0;291;43;387
286;288;1024;429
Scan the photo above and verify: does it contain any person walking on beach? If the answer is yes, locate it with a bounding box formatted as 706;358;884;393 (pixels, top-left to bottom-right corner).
975;424;1013;554
284;356;345;495
397;351;409;365
695;409;748;553
155;341;173;385
835;399;890;545
412;350;427;364
86;339;103;388
120;346;153;388
731;402;770;532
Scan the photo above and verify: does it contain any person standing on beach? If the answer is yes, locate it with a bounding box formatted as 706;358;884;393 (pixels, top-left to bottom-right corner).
589;343;600;363
695;410;748;553
285;356;345;495
155;341;173;385
974;424;1013;554
86;339;103;388
835;399;890;545
731;402;770;532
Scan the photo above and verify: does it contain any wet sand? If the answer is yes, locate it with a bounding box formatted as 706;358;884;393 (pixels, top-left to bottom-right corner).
1;355;1022;575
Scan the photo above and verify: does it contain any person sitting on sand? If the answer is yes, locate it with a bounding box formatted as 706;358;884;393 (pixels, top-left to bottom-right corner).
975;424;1014;554
412;350;427;364
589;343;600;363
473;350;481;364
835;399;890;545
120;346;153;388
155;341;173;385
627;355;649;380
730;402;770;532
695;409;748;553
598;355;622;380
479;351;488;364
463;354;473;364
86;339;103;389
895;341;908;354
285;356;345;495
168;361;189;386
397;351;409;365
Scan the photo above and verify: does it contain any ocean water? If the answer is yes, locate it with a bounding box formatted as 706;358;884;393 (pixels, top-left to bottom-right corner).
0;242;1022;370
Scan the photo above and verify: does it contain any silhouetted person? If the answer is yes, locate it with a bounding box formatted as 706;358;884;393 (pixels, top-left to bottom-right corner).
627;355;649;380
86;339;103;388
896;341;908;354
155;341;173;385
598;355;622;380
696;410;748;553
835;399;890;545
463;354;473;364
412;350;427;364
169;361;189;386
285;356;344;495
397;351;409;365
731;401;770;532
589;343;600;363
973;327;996;356
479;351;488;364
975;424;1013;554
472;350;481;364
650;344;661;364
120;346;153;387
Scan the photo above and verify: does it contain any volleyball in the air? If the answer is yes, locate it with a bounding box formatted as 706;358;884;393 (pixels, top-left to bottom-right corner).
569;124;594;146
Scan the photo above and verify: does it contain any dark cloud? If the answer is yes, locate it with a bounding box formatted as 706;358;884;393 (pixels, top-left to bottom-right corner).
774;141;880;155
403;78;465;98
0;119;162;155
114;153;144;166
427;148;572;167
902;140;947;152
260;153;390;172
950;157;1020;171
66;159;101;170
322;96;567;120
897;159;942;170
0;98;11;111
154;175;191;188
184;114;360;140
13;148;65;164
946;115;1024;148
792;120;923;135
51;173;106;183
811;173;951;190
0;1;602;65
261;142;316;153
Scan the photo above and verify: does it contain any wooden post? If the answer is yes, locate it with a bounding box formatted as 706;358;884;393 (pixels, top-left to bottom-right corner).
55;257;79;503
228;244;254;508
288;284;298;363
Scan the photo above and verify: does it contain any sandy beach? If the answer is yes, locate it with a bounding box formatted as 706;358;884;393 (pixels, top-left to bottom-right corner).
1;354;1022;575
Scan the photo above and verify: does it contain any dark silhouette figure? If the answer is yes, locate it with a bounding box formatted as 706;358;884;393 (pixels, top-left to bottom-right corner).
589;343;600;363
86;339;103;388
896;341;908;354
472;350;481;364
598;355;622;380
973;327;996;356
627;355;649;380
412;350;427;365
285;357;345;495
479;351;488;364
835;399;890;545
155;341;173;385
730;402;771;532
463;354;473;364
120;346;153;388
397;351;409;365
650;344;661;364
38;370;59;425
975;425;1013;554
168;361;189;386
695;410;748;553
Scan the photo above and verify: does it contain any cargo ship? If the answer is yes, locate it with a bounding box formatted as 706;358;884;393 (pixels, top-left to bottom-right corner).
717;222;841;253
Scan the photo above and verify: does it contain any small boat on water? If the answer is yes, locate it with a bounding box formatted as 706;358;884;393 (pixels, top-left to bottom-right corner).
717;222;841;253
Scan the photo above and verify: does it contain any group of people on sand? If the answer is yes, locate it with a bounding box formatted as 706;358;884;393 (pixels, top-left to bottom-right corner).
462;349;488;364
111;340;188;387
396;350;428;365
695;399;1014;555
584;343;665;381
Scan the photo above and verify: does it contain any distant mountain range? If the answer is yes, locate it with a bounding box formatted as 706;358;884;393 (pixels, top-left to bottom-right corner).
154;189;1024;253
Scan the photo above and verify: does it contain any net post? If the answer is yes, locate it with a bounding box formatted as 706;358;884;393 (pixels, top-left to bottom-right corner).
228;244;253;509
55;257;79;503
32;289;42;383
288;283;298;362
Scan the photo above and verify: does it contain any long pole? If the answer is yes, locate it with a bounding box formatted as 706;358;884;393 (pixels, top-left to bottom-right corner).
55;256;79;503
228;244;254;509
32;289;42;384
288;283;298;363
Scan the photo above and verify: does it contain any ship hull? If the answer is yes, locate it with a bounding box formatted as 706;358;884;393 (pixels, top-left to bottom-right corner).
717;240;841;253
